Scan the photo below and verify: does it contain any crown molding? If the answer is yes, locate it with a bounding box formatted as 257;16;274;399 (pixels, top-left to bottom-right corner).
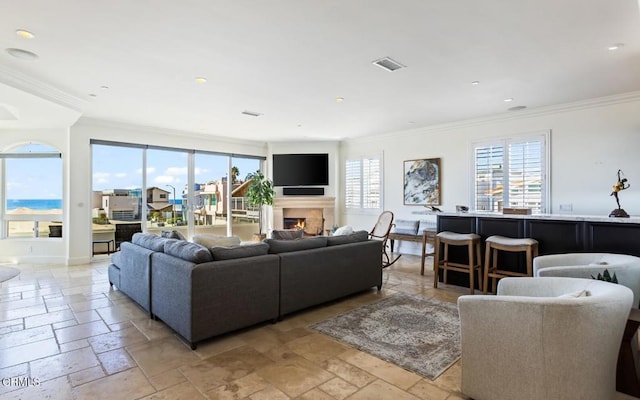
350;90;640;143
0;65;88;113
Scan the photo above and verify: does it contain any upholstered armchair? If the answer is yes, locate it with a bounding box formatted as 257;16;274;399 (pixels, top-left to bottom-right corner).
533;253;640;308
457;277;633;400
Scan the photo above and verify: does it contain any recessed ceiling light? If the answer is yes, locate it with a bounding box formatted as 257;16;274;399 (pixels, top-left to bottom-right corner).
195;77;207;84
5;48;38;60
608;43;624;51
89;93;97;97
100;85;109;90
408;121;416;124
471;81;480;85
335;97;344;103
15;29;35;39
504;98;514;102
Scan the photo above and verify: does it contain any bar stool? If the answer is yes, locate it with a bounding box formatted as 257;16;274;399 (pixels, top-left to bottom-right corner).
433;231;482;294
483;235;539;294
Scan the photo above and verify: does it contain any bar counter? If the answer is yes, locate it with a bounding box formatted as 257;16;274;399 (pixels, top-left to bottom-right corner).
424;211;640;288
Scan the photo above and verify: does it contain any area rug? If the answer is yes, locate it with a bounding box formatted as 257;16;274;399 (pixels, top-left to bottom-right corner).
0;266;20;283
311;294;460;380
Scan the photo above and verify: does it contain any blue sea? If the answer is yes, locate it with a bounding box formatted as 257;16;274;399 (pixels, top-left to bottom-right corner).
7;199;62;211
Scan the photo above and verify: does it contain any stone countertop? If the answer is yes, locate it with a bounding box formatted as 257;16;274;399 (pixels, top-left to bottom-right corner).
417;211;640;224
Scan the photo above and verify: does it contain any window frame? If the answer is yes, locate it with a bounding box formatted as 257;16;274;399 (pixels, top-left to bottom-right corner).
470;131;550;214
344;153;383;214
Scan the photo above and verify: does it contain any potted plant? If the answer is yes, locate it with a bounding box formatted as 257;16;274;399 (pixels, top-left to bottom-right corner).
246;170;275;241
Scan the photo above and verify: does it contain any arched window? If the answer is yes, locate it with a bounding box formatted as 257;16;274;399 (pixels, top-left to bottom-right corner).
1;143;63;238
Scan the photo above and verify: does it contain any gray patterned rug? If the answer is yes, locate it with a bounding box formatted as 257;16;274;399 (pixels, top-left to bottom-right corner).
311;293;460;380
0;266;20;283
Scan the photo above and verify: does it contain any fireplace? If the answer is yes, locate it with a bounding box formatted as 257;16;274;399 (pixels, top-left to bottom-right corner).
284;218;306;230
272;196;335;236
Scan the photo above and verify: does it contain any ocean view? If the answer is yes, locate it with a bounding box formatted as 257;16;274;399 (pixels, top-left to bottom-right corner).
7;199;63;211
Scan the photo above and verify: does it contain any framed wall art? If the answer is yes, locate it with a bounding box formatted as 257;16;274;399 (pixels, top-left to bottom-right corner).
403;158;441;205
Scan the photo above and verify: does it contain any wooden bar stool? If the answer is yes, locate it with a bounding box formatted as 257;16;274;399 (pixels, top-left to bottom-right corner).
433;231;482;294
483;235;539;294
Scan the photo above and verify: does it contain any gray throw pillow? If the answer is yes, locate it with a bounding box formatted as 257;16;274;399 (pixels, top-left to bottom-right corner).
164;239;213;263
161;230;186;240
210;243;269;261
327;230;369;246
264;236;328;254
132;232;166;252
271;229;304;240
390;219;420;235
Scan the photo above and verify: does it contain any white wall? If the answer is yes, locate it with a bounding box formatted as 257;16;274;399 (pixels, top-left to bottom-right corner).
340;92;640;254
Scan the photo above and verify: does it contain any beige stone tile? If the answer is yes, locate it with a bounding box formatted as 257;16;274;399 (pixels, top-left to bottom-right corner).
255;354;334;397
249;385;291;400
140;381;207;400
0;324;53;350
0;304;47;322
319;377;358;400
321;358;376;388
0;296;44;311
205;372;270;399
338;350;421;390
192;332;247;359
74;309;101;324
72;367;156;400
54;320;111;344
87;325;149;353
445;393;471;400
97;348;136;375
52;319;78;330
0;364;29;396
128;336;200;377
286;333;350;363
148;368;188;391
30;346;99;382
69;365;106;387
432;362;462;393
60;338;91;353
346;379;421;400
408;379;450;400
23;309;75;329
180;345;274;393
298;388;337;400
0;375;72;400
96;303;148;325
130;317;174;340
0;338;59;369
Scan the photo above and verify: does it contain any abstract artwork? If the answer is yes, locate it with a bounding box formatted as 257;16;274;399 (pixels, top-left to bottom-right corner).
403;158;441;205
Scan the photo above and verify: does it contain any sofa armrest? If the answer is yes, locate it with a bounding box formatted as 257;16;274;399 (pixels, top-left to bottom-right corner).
117;242;154;313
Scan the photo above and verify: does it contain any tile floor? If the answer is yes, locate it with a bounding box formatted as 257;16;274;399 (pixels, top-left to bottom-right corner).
0;254;470;399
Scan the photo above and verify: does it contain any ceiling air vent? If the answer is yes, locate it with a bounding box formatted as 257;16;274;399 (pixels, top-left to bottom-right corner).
372;57;406;72
241;110;262;117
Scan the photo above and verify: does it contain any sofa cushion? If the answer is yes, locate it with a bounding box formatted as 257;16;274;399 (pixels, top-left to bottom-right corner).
164;239;213;263
391;219;420;235
132;232;166;252
111;251;123;267
161;230;186;240
193;234;241;248
264;236;328;254
271;229;304;240
210;243;270;261
327;230;370;246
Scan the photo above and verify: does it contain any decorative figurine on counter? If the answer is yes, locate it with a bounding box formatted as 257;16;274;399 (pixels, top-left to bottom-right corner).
609;169;630;218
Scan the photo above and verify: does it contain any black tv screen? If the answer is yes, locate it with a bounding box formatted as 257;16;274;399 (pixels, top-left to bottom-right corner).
272;153;329;186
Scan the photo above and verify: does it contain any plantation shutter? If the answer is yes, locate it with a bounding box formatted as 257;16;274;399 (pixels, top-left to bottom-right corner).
345;159;361;209
362;157;381;209
474;144;504;212
507;139;544;211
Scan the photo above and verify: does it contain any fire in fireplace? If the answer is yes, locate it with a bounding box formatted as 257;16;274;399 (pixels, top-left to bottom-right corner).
283;218;306;230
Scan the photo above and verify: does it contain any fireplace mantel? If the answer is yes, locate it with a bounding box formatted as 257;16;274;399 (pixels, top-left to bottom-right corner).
272;196;335;232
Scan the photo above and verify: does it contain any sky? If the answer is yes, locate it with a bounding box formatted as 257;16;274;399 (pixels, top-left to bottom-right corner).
4;143;260;200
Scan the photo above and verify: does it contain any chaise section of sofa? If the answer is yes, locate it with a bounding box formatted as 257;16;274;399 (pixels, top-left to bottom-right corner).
274;235;383;316
150;241;280;349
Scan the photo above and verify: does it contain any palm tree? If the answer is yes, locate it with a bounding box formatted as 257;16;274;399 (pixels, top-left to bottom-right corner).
231;166;240;183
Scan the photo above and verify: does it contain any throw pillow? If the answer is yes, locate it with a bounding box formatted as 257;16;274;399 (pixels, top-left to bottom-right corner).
264;236;328;253
132;232;166;252
271;229;304;240
192;234;241;248
161;230;186;240
333;225;354;236
327;230;369;246
390;219;420;235
210;243;269;261
164;239;213;263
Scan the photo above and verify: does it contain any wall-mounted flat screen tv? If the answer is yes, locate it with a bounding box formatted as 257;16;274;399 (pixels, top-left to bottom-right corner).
272;153;329;186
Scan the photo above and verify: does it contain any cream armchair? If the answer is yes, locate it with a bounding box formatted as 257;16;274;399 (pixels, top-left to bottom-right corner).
533;253;640;308
457;277;633;400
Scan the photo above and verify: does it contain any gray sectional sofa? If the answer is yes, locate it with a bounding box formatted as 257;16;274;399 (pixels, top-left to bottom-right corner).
108;231;382;349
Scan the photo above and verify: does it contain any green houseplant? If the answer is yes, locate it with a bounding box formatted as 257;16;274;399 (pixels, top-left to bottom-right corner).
245;170;275;240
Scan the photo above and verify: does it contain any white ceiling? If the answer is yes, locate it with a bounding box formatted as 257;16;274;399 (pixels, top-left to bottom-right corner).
1;0;639;141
